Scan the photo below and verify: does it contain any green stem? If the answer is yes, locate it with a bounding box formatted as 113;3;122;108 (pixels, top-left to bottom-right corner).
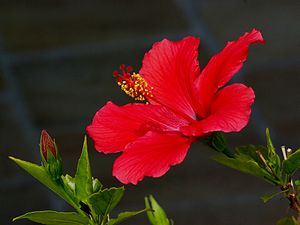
100;214;110;225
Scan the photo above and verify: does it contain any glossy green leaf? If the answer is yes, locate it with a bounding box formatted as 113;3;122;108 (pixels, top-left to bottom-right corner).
276;216;298;225
283;148;300;176
75;136;93;200
107;208;149;225
86;187;125;216
9;157;78;209
13;210;89;225
261;190;287;203
145;195;172;225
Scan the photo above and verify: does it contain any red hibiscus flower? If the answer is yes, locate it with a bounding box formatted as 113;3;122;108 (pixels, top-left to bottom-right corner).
87;29;264;184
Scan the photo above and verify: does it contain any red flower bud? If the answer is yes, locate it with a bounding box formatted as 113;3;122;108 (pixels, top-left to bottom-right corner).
40;130;57;161
39;130;62;181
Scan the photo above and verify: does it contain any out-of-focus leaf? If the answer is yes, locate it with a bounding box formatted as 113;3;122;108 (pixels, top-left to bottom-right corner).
86;187;124;217
276;216;298;225
75;136;93;200
13;210;89;225
283;148;300;176
261;190;287;203
145;195;172;225
107;208;149;225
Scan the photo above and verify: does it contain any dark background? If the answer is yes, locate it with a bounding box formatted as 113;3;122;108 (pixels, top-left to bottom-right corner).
0;0;299;224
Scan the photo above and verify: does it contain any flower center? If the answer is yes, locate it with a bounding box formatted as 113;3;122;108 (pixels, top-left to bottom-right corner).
113;64;153;101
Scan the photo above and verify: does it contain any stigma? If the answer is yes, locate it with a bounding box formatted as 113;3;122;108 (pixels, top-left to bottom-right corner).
113;64;153;101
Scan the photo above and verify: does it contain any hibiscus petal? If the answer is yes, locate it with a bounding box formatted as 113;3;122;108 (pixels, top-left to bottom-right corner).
195;29;264;117
139;36;200;119
112;131;192;184
181;84;255;136
86;101;189;154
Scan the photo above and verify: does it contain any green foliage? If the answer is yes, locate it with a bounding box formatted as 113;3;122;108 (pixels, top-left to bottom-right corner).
10;134;150;225
13;211;89;225
211;145;279;185
45;150;63;181
276;216;298;225
202;132;233;157
265;128;281;177
260;190;288;203
107;209;150;225
282;148;300;176
212;128;300;221
86;187;125;217
75;136;93;200
145;195;173;225
9;156;79;209
212;129;283;185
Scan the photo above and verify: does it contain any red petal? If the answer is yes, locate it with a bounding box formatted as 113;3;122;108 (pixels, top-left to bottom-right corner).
139;36;200;119
181;84;255;136
195;29;264;117
86;101;189;154
112;131;192;184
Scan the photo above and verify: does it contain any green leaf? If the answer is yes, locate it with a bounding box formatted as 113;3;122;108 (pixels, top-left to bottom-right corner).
202;132;233;157
9;157;79;209
235;144;267;167
261;190;288;203
276;216;298;225
294;180;300;186
265;128;281;177
61;174;76;199
92;177;102;193
107;208;149;225
283;148;300;176
145;195;172;225
86;187;125;217
75;136;93;200
266;128;275;154
13;210;89;225
211;153;276;184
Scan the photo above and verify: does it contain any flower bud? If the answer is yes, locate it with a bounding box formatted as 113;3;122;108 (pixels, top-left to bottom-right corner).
40;130;62;180
40;130;57;160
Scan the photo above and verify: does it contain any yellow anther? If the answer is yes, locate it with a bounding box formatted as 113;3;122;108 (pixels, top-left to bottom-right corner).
113;65;154;101
117;73;153;101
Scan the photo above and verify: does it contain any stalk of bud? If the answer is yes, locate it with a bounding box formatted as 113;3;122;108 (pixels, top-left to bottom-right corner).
40;130;62;181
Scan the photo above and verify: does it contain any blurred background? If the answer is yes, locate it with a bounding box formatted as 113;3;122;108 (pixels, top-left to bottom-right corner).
0;0;299;224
